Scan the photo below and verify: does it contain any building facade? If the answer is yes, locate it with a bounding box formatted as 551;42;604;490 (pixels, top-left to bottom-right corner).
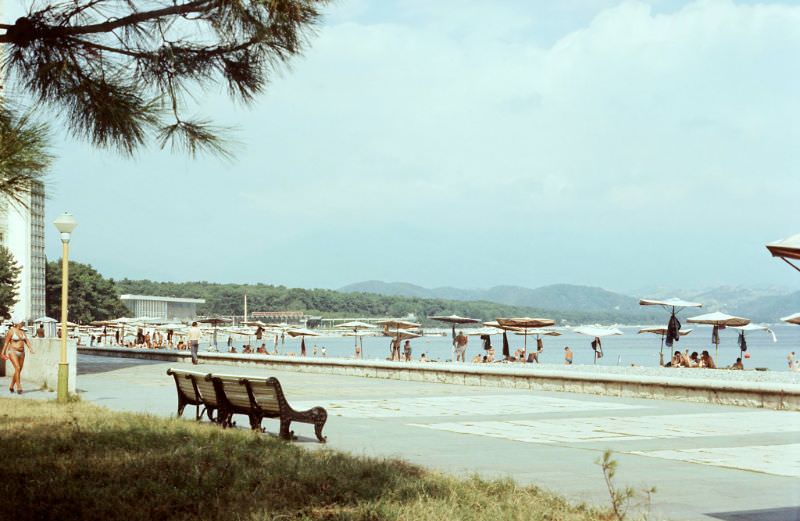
119;294;205;321
0;181;47;321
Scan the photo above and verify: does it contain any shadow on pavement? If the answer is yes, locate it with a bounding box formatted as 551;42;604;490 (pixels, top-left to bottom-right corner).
708;507;800;521
78;354;166;376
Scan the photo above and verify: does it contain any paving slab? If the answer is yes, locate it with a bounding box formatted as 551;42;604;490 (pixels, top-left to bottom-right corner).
3;354;799;521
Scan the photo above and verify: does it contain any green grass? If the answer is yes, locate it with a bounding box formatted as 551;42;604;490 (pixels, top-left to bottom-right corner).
0;398;611;520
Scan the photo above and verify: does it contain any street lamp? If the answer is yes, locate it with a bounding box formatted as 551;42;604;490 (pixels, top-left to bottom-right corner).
53;212;77;403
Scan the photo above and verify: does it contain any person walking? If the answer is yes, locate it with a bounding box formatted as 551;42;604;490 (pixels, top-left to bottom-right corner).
2;321;34;394
188;322;202;365
454;331;468;362
564;346;574;365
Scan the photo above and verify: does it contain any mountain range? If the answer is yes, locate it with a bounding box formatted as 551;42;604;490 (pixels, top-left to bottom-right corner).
339;281;800;323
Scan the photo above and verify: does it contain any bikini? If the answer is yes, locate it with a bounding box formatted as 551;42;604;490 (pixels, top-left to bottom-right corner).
8;331;26;355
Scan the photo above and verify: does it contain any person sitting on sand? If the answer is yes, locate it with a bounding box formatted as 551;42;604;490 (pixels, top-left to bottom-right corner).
729;357;744;370
668;351;682;367
564;346;573;365
420;353;428;362
700;350;716;369
471;354;483;363
242;345;253;354
486;347;495;363
229;346;237;353
176;341;185;350
257;343;267;354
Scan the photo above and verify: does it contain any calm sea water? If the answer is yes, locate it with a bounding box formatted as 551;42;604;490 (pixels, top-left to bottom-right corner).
215;324;800;371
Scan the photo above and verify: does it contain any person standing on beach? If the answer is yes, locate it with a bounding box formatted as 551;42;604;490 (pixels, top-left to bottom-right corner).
789;352;796;370
2;321;34;394
403;340;412;362
564;346;573;365
188;322;202;365
454;331;468;362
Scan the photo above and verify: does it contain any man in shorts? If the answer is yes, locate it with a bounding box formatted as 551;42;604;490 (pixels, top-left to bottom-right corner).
564;346;573;365
454;331;468;362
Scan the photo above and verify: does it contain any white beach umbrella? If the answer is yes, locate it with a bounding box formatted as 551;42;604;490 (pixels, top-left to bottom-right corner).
686;312;751;361
573;326;624;365
638;327;692;366
781;312;800;325
640;297;702;366
337;321;377;355
729;323;776;361
766;234;800;273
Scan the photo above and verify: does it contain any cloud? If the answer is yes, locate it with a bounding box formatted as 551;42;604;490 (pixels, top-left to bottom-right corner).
44;0;800;290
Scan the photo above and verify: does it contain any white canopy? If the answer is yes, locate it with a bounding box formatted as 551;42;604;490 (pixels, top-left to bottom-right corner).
573;326;624;337
766;234;800;260
781;312;800;325
286;328;320;338
686;312;750;327
336;321;377;330
730;323;770;332
639;298;703;309
343;331;378;337
466;327;505;336
33;316;57;323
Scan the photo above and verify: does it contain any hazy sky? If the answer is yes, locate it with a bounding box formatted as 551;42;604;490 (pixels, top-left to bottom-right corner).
28;0;800;293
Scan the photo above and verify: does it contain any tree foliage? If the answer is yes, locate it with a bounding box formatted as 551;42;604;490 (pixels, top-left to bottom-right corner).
0;104;52;203
0;246;22;320
0;0;327;155
46;260;129;324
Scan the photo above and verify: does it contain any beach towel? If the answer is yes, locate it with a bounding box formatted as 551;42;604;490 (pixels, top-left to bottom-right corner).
502;332;509;358
738;331;747;352
666;314;681;347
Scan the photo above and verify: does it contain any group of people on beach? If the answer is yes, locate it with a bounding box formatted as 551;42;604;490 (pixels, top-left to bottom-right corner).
665;349;745;369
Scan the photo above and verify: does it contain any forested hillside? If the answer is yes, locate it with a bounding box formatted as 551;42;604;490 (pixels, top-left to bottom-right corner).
115;279;662;325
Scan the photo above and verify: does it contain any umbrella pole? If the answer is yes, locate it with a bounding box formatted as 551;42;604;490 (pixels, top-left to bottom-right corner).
659;334;665;367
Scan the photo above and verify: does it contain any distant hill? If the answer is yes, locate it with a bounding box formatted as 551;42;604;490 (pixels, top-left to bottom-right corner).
339;281;800;323
339;281;642;313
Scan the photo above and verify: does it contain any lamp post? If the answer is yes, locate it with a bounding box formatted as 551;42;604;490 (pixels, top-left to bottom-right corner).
53;212;77;403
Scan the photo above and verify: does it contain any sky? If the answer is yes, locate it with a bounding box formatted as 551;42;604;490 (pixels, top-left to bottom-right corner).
20;0;800;293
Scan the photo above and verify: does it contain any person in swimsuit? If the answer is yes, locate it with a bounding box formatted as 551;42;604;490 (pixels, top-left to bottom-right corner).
564;346;573;365
2;322;34;394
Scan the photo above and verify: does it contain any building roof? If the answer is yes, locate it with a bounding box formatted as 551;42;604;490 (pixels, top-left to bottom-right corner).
119;294;205;304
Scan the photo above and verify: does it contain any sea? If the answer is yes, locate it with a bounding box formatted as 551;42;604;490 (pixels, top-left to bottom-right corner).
221;323;800;372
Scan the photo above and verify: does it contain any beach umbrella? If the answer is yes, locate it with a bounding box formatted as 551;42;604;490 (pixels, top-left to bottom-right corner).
337;321;377;355
198;317;232;347
466;327;504;336
376;319;421;348
383;329;421;341
729;323;776;362
496;317;555;357
638;327;693;366
766;234;800;273
287;328;320;357
428;315;480;343
686;312;750;361
639;298;702;364
573;326;624;365
781;312;800;325
343;330;377;358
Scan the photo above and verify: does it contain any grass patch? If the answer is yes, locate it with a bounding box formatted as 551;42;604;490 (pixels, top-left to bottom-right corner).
0;398;611;520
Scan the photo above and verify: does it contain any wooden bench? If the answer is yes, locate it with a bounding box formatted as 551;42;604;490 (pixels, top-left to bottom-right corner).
211;374;327;443
166;368;222;422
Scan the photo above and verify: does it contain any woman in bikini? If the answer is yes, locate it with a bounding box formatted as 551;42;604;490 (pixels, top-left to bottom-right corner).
2;322;34;394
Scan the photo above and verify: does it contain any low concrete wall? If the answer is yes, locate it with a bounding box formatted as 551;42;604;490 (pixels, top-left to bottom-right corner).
4;339;78;393
78;346;800;411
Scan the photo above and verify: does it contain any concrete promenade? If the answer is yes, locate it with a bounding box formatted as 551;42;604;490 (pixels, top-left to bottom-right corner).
78;346;800;411
4;354;800;521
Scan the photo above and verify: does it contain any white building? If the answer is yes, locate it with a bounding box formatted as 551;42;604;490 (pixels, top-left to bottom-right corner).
119;294;205;321
0;182;46;321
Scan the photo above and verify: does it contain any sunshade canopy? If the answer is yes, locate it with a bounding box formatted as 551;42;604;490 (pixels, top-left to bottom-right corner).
781;312;800;325
384;329;421;340
730;323;771;332
686;312;750;327
34;316;57;323
766;234;800;261
639;298;703;310
286;328;320;338
428;315;480;324
198;317;232;325
243;320;269;327
638;327;692;336
496;317;555;329
516;329;561;337
336;321;377;330
90;320;116;326
573;326;624;337
375;319;421;330
343;331;377;337
466;327;505;336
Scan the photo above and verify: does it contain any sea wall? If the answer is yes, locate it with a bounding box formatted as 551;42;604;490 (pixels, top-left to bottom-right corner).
78;346;800;411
